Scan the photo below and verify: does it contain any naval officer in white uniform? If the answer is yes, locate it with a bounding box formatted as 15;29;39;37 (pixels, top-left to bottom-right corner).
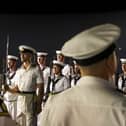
4;45;44;126
40;23;126;126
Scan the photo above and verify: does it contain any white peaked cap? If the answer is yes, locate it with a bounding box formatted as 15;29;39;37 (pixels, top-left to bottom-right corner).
53;60;64;67
19;45;36;54
37;52;48;56
73;60;77;65
120;58;126;64
56;50;62;54
61;23;121;60
7;55;18;60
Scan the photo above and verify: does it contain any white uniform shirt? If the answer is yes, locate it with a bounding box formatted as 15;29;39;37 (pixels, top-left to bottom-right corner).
71;74;81;87
4;71;18;120
4;71;17;101
42;66;50;93
118;77;123;90
14;65;43;116
117;74;126;90
62;64;71;79
50;75;70;93
40;76;126;126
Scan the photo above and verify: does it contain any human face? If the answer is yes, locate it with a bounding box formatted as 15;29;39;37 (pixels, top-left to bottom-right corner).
121;64;126;72
8;59;16;69
57;54;64;62
37;56;46;65
20;52;32;62
74;64;80;74
52;64;61;75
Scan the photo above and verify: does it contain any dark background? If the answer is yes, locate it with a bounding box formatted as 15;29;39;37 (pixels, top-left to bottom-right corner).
0;7;126;74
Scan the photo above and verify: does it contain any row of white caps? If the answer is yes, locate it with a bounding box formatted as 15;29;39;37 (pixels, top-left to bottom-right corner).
7;44;63;60
7;23;125;65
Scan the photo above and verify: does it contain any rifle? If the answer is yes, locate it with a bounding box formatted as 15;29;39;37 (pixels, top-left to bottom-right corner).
0;34;9;96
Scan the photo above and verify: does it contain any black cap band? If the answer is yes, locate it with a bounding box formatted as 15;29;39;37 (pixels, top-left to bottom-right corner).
75;43;116;66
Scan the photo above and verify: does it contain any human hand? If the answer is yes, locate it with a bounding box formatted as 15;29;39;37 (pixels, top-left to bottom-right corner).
13;85;19;92
3;84;9;91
